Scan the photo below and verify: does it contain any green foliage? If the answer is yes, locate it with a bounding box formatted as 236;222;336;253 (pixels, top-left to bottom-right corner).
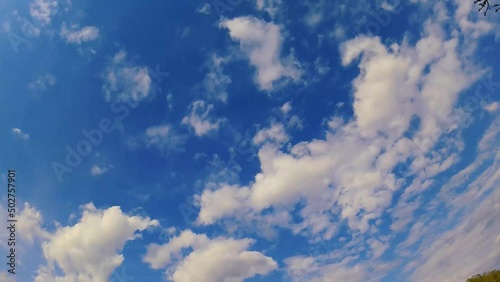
467;269;500;282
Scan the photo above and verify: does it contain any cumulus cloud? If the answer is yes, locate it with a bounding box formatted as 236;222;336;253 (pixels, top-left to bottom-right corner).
34;203;159;282
102;50;153;103
143;229;278;282
30;0;58;25
253;123;289;145
182;100;224;137
60;22;100;44
0;271;15;282
12;128;30;140
196;10;485;255
220;16;301;90
197;185;252;225
18;203;49;244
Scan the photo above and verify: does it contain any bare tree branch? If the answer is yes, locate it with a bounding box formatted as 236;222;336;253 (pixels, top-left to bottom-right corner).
474;0;500;16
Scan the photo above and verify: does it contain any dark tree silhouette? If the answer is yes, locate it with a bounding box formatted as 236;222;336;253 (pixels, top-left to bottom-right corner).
475;0;500;16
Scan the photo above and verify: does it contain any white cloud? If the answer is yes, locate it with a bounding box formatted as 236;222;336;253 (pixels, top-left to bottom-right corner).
12;128;30;140
60;22;100;44
281;102;292;114
253;123;289;145
196;3;212;15
255;0;282;17
30;0;58;26
410;174;500;282
220;16;301;91
143;229;278;282
90;164;112;176
102;50;153;103
182;100;224;137
18;203;49;244
197;185;252;225
144;124;185;153
484;101;499;113
197;14;485;246
203;54;232;102
285;256;370;282
28;74;56;94
0;272;15;282
453;0;494;38
302;0;327;28
35;203;159;282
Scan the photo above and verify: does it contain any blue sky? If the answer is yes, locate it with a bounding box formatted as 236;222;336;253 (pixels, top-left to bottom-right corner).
0;0;499;281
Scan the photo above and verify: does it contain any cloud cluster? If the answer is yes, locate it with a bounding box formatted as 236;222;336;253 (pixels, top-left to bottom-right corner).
33;203;159;282
102;50;153;103
143;229;278;282
193;4;500;281
60;23;100;44
30;0;58;26
182;100;224;137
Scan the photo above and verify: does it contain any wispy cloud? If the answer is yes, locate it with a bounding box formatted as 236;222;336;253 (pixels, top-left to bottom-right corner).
12;128;30;140
143;124;186;154
28;74;56;94
29;0;58;26
102;50;153;103
182;100;224;137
